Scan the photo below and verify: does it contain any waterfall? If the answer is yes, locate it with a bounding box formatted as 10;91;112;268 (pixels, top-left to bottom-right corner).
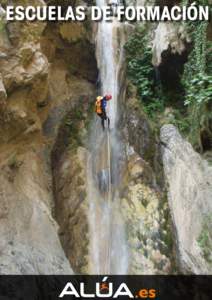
87;0;128;274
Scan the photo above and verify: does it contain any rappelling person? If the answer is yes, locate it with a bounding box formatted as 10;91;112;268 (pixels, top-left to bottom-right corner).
95;94;112;131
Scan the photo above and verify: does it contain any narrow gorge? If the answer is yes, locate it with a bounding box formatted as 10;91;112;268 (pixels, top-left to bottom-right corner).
0;0;211;275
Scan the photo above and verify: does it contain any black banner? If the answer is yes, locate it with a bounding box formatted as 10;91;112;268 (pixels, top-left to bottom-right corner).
0;276;211;300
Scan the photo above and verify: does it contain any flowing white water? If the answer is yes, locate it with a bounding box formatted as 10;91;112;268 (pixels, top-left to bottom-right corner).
87;0;128;274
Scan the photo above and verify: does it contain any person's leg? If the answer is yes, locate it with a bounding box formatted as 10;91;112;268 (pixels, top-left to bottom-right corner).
102;110;108;130
107;117;110;129
97;113;105;130
102;110;110;129
101;117;105;130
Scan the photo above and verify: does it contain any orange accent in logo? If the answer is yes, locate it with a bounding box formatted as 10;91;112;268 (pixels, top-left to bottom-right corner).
137;289;156;299
100;283;109;291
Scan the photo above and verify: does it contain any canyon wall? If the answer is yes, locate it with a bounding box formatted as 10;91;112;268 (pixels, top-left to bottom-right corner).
161;125;212;274
0;0;211;275
0;0;96;274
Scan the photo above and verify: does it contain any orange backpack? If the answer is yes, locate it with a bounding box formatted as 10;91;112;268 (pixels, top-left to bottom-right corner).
95;96;103;114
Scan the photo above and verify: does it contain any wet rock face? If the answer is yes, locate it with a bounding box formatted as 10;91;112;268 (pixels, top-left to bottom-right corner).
125;104;154;161
122;85;156;165
161;125;212;274
120;85;174;274
120;150;172;274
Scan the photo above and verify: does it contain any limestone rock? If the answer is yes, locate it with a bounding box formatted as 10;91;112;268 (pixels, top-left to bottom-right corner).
0;74;7;103
123;88;156;164
160;124;212;274
0;150;72;274
0;0;97;275
59;23;86;43
152;22;190;67
19;43;36;67
120;152;172;274
1;47;49;92
53;146;90;274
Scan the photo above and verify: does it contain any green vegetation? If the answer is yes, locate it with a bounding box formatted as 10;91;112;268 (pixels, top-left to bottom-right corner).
182;12;212;150
125;2;211;151
124;26;186;131
124;26;165;119
197;214;212;263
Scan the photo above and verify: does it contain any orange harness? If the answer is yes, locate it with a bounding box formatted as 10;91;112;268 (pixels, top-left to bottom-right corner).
95;96;103;114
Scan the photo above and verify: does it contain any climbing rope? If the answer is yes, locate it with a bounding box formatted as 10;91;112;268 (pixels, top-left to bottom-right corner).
105;127;112;274
107;126;112;204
